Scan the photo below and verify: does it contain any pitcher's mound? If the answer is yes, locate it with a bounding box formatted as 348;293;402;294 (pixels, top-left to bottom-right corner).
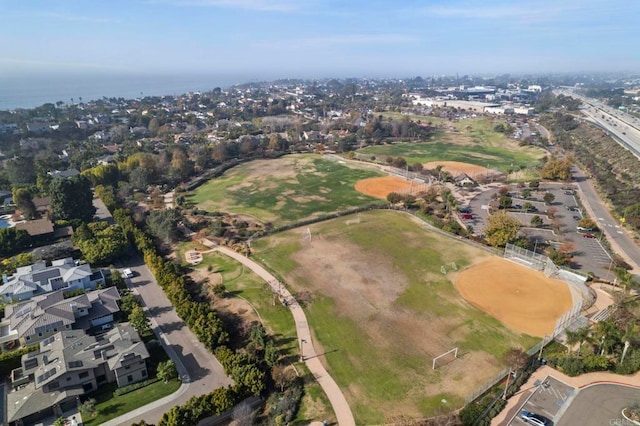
455;258;573;337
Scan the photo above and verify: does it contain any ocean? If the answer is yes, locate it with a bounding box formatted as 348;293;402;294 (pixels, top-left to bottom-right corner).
0;73;256;111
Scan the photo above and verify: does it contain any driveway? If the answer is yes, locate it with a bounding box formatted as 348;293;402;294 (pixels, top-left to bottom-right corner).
107;252;233;426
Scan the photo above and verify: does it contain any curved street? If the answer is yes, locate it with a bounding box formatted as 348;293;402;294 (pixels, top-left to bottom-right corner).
105;251;233;426
556;384;639;426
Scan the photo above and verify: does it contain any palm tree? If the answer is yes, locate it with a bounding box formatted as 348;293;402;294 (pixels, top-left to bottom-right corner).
574;326;592;357
565;329;581;355
621;323;639;363
594;321;622;356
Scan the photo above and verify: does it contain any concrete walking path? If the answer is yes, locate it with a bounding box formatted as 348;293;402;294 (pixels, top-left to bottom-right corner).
213;245;356;426
492;365;640;425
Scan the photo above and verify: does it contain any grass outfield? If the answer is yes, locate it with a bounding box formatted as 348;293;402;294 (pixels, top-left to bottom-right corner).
252;210;538;423
358;117;544;171
187;154;382;226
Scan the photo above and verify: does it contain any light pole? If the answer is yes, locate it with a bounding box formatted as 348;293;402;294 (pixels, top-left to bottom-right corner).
300;339;307;362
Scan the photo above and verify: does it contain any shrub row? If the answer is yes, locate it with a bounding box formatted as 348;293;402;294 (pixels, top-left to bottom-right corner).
113;377;161;396
109;207;267;425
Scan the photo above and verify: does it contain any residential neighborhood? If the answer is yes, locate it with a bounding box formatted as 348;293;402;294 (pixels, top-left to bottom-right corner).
0;71;638;426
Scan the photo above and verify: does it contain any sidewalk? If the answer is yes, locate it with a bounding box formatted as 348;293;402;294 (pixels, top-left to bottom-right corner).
214;245;356;426
492;366;640;425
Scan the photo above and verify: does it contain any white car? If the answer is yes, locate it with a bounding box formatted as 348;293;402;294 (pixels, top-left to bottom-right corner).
121;268;134;278
520;410;549;426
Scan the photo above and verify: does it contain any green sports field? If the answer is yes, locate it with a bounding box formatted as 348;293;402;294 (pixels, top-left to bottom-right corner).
187;155;382;226
358;117;545;171
252;210;538;423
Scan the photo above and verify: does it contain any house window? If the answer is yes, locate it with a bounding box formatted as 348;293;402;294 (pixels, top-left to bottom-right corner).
25;336;30;341
142;370;147;377
127;375;133;383
49;381;60;390
38;332;42;337
66;376;72;381
53;328;58;332
125;365;130;370
79;371;89;379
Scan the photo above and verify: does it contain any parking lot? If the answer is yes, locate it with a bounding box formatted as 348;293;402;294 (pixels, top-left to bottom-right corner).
508;376;575;425
465;184;612;278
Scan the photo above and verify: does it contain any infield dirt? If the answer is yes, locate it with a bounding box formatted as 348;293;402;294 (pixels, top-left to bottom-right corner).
423;160;493;177
353;175;412;199
455;257;573;337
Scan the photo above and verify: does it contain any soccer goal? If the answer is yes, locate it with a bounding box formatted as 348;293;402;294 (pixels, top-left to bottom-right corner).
432;347;458;369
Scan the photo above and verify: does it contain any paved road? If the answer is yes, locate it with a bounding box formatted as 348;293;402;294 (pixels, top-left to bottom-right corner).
105;252;233;426
213;245;356;426
556;384;639;426
571;167;640;275
494;365;640;426
557;88;640;157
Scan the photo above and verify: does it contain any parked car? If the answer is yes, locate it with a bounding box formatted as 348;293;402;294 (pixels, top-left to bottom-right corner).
577;226;595;231
121;268;134;278
520;410;549;426
583;233;596;238
573;215;581;220
564;191;574;195
461;213;473;220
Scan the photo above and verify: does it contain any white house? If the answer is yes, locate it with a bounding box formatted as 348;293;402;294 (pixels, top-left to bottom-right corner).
0;258;105;303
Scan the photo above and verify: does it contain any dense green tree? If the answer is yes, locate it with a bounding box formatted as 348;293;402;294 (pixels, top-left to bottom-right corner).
498;195;513;209
35;173;52;195
577;218;597;230
83;164;119;187
530;215;544;227
119;291;141;316
248;323;267;349
5;156;36;185
540;156;573;181
484;211;521;247
72;222;127;264
157;360;177;383
0;228;31;257
623;203;640;230
129;167;153;191
12;187;36;219
543;192;555;205
146;209;185;243
129;305;151;335
49;175;95;222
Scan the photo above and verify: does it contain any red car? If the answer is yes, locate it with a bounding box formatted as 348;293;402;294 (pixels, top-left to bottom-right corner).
583;233;595;238
461;213;473;220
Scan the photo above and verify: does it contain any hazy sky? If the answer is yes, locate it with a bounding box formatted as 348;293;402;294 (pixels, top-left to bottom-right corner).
1;0;638;79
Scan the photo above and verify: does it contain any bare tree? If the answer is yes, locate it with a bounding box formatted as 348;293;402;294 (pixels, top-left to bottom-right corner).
232;401;256;426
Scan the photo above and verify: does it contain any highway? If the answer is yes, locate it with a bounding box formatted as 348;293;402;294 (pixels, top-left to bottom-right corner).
556;88;640;158
550;90;640;275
